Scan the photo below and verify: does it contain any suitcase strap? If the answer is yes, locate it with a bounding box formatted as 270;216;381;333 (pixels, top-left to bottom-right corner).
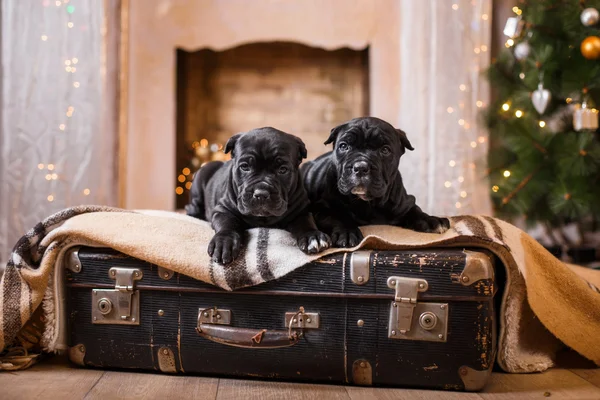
196;324;301;349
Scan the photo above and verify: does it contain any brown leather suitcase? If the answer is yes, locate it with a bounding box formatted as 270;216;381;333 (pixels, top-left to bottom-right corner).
65;247;497;391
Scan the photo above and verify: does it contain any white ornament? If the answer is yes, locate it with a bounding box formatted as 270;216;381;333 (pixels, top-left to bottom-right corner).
581;8;599;27
504;16;524;38
532;83;551;115
573;101;599;132
514;42;531;60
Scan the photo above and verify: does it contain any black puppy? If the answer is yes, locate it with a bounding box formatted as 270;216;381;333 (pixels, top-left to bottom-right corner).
301;117;450;248
186;127;330;264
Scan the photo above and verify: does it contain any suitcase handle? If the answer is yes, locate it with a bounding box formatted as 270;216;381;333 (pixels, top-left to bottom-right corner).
195;324;301;349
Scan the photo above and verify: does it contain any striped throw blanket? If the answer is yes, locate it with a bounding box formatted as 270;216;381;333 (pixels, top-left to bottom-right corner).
0;206;599;373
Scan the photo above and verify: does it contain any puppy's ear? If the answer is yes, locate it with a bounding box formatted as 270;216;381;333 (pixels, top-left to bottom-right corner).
324;123;348;145
396;129;415;152
295;137;308;163
224;132;244;157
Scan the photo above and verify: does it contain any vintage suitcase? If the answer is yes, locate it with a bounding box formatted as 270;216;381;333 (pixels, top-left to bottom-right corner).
64;247;497;391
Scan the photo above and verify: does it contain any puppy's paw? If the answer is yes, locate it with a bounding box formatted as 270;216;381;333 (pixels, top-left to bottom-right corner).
207;231;242;264
331;227;363;248
411;216;450;234
297;231;331;254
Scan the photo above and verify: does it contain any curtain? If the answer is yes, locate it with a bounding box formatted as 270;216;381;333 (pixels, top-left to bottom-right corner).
0;0;117;261
399;0;493;217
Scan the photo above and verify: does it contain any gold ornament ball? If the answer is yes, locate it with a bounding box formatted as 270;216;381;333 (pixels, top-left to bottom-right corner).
581;36;600;60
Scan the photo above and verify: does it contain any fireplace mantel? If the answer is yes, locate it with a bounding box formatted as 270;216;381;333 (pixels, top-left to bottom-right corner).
124;0;401;210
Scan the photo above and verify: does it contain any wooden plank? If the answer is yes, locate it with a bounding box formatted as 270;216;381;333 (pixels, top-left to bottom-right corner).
569;369;600;389
346;386;484;400
216;378;351;400
84;370;219;400
0;356;104;399
480;369;600;399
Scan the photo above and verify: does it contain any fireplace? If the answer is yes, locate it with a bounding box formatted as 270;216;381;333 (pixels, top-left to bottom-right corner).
175;42;369;208
122;0;401;210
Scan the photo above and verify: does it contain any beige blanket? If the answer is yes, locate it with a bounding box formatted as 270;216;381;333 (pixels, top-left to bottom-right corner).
0;206;599;373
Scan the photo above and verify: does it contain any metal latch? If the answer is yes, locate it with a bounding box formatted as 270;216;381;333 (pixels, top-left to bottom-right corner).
197;307;232;325
387;276;449;342
92;267;142;325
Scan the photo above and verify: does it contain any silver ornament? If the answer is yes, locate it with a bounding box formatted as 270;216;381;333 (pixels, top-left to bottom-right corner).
581;8;599;27
514;42;531;60
504;16;524;38
532;83;551;115
573;101;599;132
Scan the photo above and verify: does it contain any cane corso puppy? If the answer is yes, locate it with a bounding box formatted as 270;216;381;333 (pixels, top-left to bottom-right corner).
301;117;450;248
186;127;331;264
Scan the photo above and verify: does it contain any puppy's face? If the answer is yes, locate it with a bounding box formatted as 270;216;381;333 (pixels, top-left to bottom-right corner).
325;117;414;201
225;127;307;217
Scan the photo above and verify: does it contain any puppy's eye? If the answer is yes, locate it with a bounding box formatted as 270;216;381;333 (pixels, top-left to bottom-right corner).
380;146;392;156
239;163;250;172
278;166;289;174
338;142;349;151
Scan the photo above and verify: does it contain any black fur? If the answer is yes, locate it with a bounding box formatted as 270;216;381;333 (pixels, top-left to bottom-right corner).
186;127;330;264
301;117;450;247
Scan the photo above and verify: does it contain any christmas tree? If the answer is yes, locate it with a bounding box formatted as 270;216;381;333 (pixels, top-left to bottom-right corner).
485;1;600;251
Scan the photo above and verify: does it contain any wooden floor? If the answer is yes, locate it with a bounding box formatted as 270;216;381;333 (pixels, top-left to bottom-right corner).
1;355;599;400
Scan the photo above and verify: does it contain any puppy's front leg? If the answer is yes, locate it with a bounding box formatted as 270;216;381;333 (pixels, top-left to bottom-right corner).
312;206;363;248
287;211;331;254
399;205;450;234
209;211;246;264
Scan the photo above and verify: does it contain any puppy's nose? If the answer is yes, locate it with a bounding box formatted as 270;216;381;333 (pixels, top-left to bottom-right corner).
253;188;270;201
353;161;370;175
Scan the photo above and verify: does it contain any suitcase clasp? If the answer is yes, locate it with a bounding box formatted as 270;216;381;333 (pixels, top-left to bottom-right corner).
91;267;143;325
387;276;449;342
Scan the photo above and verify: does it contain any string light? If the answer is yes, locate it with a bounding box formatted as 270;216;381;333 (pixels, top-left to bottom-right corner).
474;47;481;54
459;84;467;91
503;170;511;178
45;174;52;181
502;103;510;111
444;181;452;188
185;182;193;190
200;139;208;147
47;195;54;202
67;22;74;28
539;121;546;128
515;110;523;118
492;186;499;193
65;66;72;72
478;136;486;143
566;98;573;104
460;191;467;198
59;124;65;130
38;164;45;170
447;107;454;114
512;6;522;15
55;1;61;6
481;45;488;52
178;174;186;183
482;14;489;20
449;160;456;167
41;35;48;41
83;189;90;196
476;100;483;108
455;202;462;209
47;164;55;171
470;141;477;148
458;176;465;183
505;39;514;48
452;4;459;10
519;73;525;79
73;82;80;88
458;119;465;126
51;173;58;180
72;58;78;64
182;168;191;175
66;5;75;13
175;187;184;195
